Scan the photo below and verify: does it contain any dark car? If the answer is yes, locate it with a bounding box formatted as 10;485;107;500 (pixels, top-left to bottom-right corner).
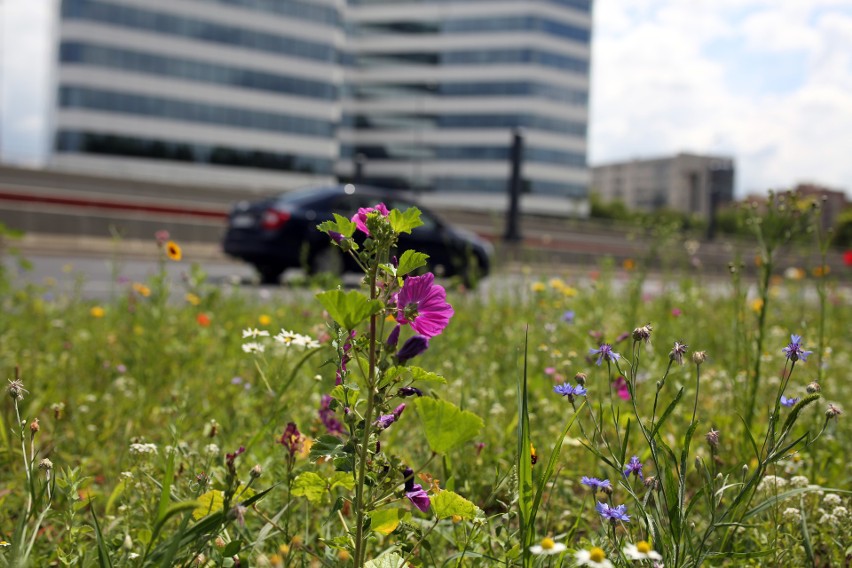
223;184;492;285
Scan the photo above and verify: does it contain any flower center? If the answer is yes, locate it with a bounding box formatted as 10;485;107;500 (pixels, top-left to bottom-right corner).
637;541;651;553
403;302;419;322
589;547;606;562
540;537;554;550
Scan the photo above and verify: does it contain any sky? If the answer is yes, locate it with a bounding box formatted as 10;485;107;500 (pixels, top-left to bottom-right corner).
1;0;851;198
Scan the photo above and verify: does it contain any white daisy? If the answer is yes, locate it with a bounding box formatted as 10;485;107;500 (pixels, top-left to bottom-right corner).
274;330;299;345
242;328;269;339
575;547;614;567
242;342;265;354
529;537;566;556
624;541;663;561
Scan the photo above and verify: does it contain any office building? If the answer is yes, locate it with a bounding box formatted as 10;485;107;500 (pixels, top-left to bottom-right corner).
51;0;344;189
51;0;592;215
591;153;735;219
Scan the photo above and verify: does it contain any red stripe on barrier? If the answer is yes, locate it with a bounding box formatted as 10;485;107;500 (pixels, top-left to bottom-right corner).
0;189;229;220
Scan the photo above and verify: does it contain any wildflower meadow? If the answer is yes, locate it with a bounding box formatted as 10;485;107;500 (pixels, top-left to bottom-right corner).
1;193;850;567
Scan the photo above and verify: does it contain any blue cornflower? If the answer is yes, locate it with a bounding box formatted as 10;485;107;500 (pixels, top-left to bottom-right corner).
782;334;813;362
596;501;630;522
623;455;644;480
562;310;575;324
581;476;612;492
589;344;620;366
554;383;587;398
780;396;799;407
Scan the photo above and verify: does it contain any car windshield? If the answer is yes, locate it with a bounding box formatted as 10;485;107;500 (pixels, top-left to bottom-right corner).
274;187;337;207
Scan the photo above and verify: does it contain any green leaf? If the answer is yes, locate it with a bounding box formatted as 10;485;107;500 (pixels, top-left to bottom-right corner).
317;290;383;330
329;472;356;492
407;366;447;384
157;450;175;522
317;213;357;238
389;207;423;234
222;540;242;557
517;329;534;564
651;387;684;438
431;490;481;520
369;508;410;535
397;250;429;276
365;552;406;568
310;435;347;463
193;490;224;520
291;472;327;504
414;397;484;454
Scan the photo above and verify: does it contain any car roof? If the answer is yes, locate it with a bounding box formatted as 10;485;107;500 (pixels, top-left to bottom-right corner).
277;184;420;206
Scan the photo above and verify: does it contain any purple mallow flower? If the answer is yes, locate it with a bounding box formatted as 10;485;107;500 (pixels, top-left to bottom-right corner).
590;344;620;366
554;383;587;398
375;414;396;431
596;501;630;522
581;476;612;491
397;386;423;398
782;334;812;362
396;335;429;363
386;324;401;349
396;273;454;338
623;455;643;480
403;467;430;512
780;396;799;407
319;395;344;436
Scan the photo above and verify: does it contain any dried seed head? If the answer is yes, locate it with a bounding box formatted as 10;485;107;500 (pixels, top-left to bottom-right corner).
30;418;40;434
38;458;53;471
632;324;653;343
825;404;842;419
706;428;720;449
692;351;707;366
574;372;587;386
806;381;821;394
7;379;27;401
643;476;659;490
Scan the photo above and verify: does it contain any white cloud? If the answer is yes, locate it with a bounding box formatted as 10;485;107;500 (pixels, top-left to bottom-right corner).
0;0;54;165
590;0;852;198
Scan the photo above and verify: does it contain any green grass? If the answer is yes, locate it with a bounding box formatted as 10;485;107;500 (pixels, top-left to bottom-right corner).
0;245;849;567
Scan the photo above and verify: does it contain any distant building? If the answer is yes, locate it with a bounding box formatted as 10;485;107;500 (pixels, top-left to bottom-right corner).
340;0;593;215
787;183;849;231
591;153;734;219
50;0;593;216
51;0;344;190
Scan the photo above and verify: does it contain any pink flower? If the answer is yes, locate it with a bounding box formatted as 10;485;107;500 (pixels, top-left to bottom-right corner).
671;308;682;317
351;203;389;235
613;376;630;401
396;273;454;337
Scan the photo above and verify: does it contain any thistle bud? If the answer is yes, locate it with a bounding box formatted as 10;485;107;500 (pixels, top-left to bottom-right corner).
806;381;821;394
706;428;720;449
250;464;262;479
825;404;842;419
692;351;707;366
30;418;40;434
574;372;587;386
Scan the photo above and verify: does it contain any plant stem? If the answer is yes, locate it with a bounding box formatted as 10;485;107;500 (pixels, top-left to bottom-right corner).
353;262;380;567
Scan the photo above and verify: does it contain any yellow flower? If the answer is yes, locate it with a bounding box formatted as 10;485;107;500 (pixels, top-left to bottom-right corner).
258;314;272;326
548;277;565;290
337;550;351;561
185;293;201;306
165;240;182;261
132;283;151;297
812;265;830;278
133;324;145;336
561;285;578;297
531;282;546;293
90;306;105;318
750;298;764;313
0;540;10;547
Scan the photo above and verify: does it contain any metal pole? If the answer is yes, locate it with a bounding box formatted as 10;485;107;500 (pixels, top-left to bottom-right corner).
354;153;366;184
504;129;523;242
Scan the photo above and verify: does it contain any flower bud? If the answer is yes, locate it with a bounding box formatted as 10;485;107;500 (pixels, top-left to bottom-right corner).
574;372;587;386
395;335;429;363
706;428;720;449
123;534;133;551
692;351;707;366
825;404;842;419
250;464;262;479
30;418;40;434
632;324;653;343
806;381;821;394
38;458;53;471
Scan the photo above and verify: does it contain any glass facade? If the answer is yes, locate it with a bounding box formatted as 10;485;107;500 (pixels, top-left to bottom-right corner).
54;0;591;202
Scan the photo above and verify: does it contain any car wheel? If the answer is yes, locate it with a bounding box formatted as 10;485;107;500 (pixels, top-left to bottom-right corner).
257;264;284;285
309;247;344;276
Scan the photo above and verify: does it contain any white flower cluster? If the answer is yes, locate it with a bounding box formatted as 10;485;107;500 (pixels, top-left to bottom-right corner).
274;330;320;349
205;443;220;456
782;507;801;522
757;475;787;493
240;328;319;354
823;493;842;507
789;475;809;488
129;443;158;455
